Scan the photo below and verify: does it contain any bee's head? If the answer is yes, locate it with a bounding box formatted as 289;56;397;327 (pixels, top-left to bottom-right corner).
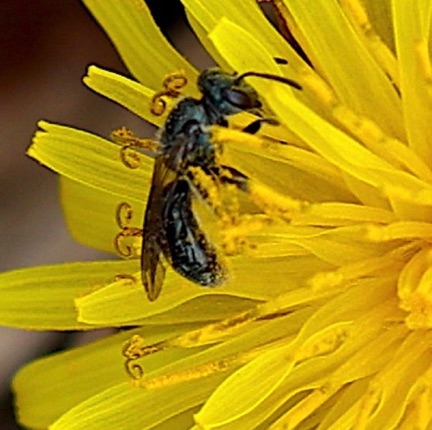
198;68;261;116
197;67;301;117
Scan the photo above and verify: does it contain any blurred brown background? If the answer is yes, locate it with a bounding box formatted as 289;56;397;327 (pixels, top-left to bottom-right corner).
0;1;208;427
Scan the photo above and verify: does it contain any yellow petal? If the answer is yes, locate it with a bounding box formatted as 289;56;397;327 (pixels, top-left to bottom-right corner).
0;260;134;330
50;306;316;429
75;245;332;326
196;281;396;428
393;0;432;164
50;376;223;430
270;90;432;209
209;18;426;213
291;202;396;226
60;177;143;254
209;18;287;77
195;344;296;428
83;0;197;89
75;270;260;326
216;127;356;203
13;325;201;429
28;121;152;201
83;66;164;127
256;224;392;267
182;0;302;70
361;331;432;428
360;0;394;50
282;0;404;140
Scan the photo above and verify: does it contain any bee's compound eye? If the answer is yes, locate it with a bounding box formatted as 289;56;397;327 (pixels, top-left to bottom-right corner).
222;88;260;109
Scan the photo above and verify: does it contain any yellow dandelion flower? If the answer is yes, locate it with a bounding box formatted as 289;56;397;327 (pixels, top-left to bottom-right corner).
2;0;432;428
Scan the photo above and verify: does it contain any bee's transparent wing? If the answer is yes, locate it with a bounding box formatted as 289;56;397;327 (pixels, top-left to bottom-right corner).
142;126;201;301
141;155;177;301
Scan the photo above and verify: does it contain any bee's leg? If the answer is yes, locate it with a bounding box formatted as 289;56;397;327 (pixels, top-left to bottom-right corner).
241;117;279;135
217;162;308;220
186;166;223;212
110;127;159;169
211;165;249;192
187;166;255;255
186;166;244;230
210;164;294;254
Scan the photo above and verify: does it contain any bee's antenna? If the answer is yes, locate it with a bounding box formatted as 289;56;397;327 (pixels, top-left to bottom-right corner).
235;71;302;90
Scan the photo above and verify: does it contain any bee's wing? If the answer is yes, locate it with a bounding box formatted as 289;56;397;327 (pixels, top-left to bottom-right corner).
142;126;202;301
141;155;178;301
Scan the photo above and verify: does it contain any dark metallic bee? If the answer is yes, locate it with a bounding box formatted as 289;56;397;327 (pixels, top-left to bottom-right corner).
141;67;301;301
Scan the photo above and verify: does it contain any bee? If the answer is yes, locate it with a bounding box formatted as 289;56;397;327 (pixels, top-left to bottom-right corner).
125;68;301;301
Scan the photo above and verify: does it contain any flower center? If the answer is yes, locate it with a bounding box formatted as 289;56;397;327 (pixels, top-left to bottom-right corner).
398;246;432;329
